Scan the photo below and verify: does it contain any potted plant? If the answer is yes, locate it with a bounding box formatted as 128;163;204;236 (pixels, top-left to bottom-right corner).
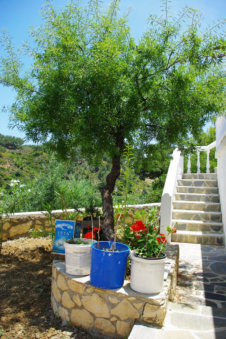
90;240;130;289
89;212;130;290
64;237;93;276
124;220;176;294
64;216;103;276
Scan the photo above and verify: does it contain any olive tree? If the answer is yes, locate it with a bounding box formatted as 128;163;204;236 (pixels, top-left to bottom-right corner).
0;0;224;239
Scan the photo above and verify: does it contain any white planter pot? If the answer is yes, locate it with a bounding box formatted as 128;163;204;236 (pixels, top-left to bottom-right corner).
64;239;92;276
130;250;166;294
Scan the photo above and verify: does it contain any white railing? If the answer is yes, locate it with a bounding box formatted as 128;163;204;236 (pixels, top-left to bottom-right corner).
187;141;216;174
160;148;184;235
160;141;216;235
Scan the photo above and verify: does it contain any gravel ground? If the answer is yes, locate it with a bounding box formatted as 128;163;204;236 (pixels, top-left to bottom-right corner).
0;237;99;339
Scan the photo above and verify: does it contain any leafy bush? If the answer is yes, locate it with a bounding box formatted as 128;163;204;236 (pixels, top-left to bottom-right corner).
29;227;51;238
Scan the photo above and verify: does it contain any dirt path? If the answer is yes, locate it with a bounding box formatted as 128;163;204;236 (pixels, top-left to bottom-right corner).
0;237;96;339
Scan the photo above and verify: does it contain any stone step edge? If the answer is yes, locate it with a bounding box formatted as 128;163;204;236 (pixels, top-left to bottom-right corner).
173;209;222;215
172;230;224;237
177;186;218;190
175;193;219;197
129;312;226;338
179;179;217;182
183;174;217;176
172;219;223;227
173;201;221;206
167;302;226;317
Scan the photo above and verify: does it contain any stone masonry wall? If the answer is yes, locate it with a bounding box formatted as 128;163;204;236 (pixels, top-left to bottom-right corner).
1;211;63;241
1;204;160;241
51;245;178;338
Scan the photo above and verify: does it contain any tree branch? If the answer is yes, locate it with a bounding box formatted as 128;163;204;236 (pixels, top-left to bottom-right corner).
0;78;43;96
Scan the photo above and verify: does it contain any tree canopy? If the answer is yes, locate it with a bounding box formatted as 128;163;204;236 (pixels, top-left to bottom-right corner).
0;0;225;238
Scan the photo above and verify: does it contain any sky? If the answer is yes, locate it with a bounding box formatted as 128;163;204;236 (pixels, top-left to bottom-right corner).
0;0;225;143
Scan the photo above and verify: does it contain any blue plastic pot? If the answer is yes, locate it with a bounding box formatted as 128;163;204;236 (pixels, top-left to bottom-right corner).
90;241;130;289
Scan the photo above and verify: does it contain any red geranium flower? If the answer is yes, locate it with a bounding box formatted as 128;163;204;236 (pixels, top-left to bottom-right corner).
84;231;94;239
156;234;166;244
130;220;146;232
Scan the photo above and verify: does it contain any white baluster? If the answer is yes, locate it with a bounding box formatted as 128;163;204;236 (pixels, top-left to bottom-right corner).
197;150;200;173
206;150;210;173
187;154;191;173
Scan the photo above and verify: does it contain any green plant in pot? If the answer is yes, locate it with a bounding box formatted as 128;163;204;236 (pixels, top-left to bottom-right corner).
64;236;93;276
64;214;104;276
90;240;130;289
124;219;176;294
88;215;130;290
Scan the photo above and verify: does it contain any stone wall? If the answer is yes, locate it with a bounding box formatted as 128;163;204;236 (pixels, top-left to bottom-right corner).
1;204;160;241
51;245;178;338
1;211;63;241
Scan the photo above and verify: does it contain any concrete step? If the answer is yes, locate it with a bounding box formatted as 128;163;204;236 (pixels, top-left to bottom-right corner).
183;173;217;180
171;219;223;233
178;179;218;187
171;230;224;245
129;303;226;338
172;209;222;222
175;193;219;202
173;201;221;212
177;186;218;194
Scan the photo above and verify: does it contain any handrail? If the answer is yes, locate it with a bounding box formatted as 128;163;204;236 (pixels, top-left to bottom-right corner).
160;148;184;234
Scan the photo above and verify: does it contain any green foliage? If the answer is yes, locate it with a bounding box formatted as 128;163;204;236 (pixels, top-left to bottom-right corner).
0;133;24;149
29;227;51;239
0;1;224;235
122;207;177;258
0;159;102;214
1;1;224;159
134;144;173;179
0;140;165;215
0;144;48;188
114;145;136;207
184;126;217;173
122;207;165;258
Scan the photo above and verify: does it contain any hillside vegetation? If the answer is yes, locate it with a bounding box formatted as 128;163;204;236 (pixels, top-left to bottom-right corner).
0;134;167;214
0;126;216;215
0;144;47;188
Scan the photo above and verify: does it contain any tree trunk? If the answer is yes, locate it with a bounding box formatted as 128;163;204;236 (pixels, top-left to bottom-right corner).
101;154;121;240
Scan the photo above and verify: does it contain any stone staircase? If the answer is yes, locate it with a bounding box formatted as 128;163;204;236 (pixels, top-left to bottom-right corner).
129;243;226;338
129;302;226;338
171;173;224;246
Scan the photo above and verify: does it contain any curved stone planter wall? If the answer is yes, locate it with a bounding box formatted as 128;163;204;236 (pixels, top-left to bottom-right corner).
51;245;178;338
1;204;160;241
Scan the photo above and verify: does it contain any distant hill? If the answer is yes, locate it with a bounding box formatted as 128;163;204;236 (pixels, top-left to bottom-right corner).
0;134;48;188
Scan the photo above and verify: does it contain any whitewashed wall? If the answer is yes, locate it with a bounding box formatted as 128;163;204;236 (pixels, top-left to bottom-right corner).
216;115;226;245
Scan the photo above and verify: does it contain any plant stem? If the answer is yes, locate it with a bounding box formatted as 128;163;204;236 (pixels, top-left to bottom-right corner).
91;214;94;243
98;216;100;248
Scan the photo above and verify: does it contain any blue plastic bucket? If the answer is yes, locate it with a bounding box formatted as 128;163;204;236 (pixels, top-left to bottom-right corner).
90;241;130;289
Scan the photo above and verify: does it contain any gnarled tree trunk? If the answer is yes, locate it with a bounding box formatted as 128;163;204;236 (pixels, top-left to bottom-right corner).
101;130;124;240
101;154;121;240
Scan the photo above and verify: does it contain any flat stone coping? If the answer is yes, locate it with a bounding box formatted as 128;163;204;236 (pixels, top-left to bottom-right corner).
1;203;160;219
54;260;169;302
51;245;178;338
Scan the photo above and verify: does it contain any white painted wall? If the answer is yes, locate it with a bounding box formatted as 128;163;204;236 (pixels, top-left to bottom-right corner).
216;115;226;245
